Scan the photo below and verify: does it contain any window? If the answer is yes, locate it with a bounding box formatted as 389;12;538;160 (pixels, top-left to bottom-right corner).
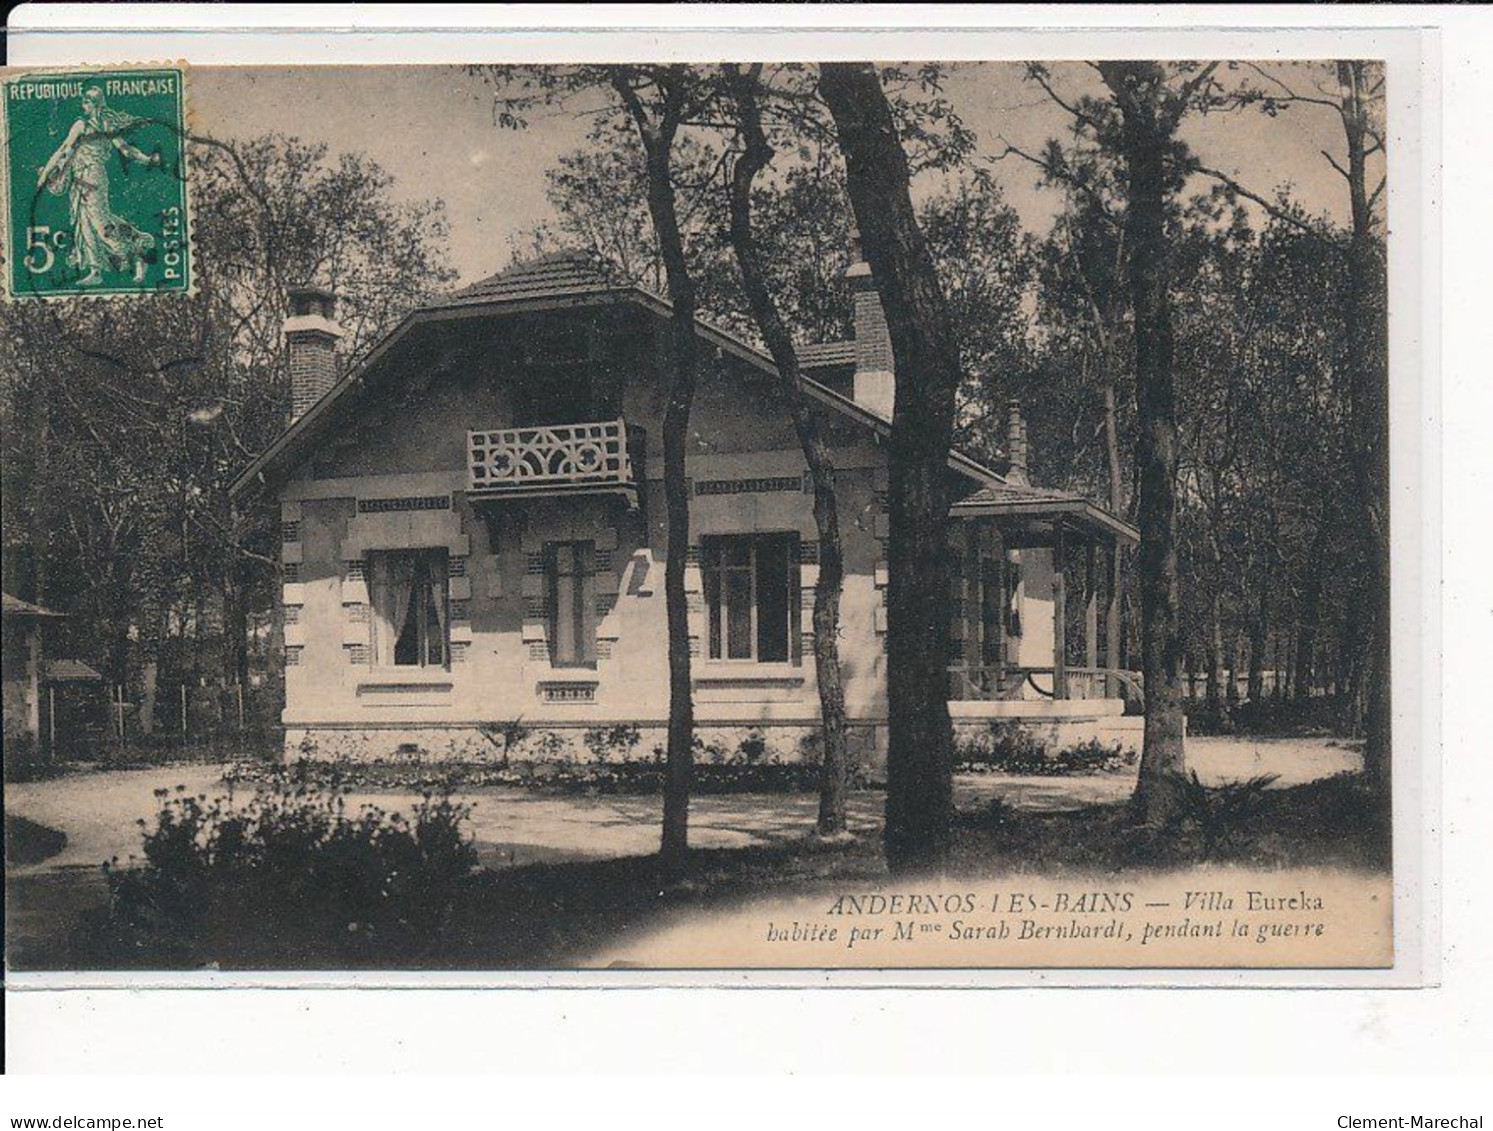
369;549;449;668
701;534;799;663
548;541;596;668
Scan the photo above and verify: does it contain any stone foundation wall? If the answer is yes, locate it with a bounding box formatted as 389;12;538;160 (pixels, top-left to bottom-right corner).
284;717;1137;776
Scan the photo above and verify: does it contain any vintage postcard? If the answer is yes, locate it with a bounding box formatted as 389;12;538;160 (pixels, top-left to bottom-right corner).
0;48;1426;983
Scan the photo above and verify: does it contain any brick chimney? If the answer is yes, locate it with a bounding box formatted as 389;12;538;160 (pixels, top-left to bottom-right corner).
845;228;895;420
1005;399;1029;485
284;285;343;422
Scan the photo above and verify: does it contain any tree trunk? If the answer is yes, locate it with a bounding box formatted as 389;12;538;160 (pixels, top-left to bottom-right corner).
1204;523;1228;722
1338;61;1391;800
613;73;699;871
1337;610;1363;731
1098;63;1188;825
1248;553;1270;704
1226;631;1242;705
223;506;251;694
1280;629;1295;702
1103;380;1126;674
1207;598;1226;711
724;66;851;837
139;660;159;737
1293;505;1332;703
820;63;960;871
28;381;53;609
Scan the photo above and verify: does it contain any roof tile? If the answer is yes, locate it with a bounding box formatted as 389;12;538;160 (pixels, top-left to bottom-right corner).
798;340;856;368
446;249;635;306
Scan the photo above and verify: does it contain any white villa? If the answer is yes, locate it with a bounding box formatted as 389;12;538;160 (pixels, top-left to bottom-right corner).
229;247;1141;769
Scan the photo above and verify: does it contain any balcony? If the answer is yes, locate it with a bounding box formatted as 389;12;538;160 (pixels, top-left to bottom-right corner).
467;419;645;506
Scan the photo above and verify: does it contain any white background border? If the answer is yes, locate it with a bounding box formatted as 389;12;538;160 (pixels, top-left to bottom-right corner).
3;2;1484;1083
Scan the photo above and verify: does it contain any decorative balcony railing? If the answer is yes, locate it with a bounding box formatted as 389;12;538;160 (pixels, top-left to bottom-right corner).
467;419;644;504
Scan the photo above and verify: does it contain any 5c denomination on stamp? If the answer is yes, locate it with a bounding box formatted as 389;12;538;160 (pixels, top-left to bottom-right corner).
3;66;191;299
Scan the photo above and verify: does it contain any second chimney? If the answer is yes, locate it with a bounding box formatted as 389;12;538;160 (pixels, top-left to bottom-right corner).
845;229;895;421
1005;399;1029;485
284;285;343;422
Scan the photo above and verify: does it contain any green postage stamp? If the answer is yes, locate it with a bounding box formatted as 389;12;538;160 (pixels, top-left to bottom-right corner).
2;66;191;299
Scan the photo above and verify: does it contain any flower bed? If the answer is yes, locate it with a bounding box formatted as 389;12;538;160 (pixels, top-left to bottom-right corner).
228;726;867;796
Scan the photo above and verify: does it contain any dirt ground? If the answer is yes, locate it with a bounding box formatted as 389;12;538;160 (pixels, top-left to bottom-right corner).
4;736;1364;970
6;735;1362;876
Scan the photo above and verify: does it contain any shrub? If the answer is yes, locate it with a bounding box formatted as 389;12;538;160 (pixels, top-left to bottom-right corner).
1185;694;1353;739
96;739;276;770
1184;699;1236;737
2;733;55;782
583;724;641;764
697;735;731;766
103;771;478;959
954;720;1049;770
736;728;771;764
224;727;869;797
532;730;572;763
1050;738;1136;775
954;723;1134;776
1159;770;1280;860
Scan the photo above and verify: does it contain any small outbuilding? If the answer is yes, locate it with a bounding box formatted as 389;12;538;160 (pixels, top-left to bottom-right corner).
2;592;65;759
42;657;109;757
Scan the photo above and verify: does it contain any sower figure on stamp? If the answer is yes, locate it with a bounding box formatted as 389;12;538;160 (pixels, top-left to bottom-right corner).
36;85;161;286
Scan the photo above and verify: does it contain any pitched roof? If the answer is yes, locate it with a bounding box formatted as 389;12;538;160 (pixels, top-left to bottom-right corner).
953;481;1138;543
798;340;856;369
445;249;630;307
229;249;1129;541
231;250;916;496
956;482;1085;507
2;592;64;618
44;658;103;683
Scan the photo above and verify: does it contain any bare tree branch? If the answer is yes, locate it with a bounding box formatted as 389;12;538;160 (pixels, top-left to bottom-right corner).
1025;65;1107;134
1321;148;1353;183
1240;61;1343;111
1191;164;1324;238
